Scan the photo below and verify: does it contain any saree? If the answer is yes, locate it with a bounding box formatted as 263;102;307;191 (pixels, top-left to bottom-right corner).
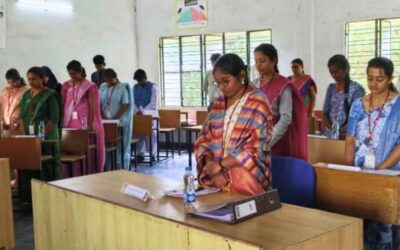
99;82;133;170
289;75;317;114
260;75;307;160
18;88;61;202
194;86;273;195
62;80;105;175
0;85;29;125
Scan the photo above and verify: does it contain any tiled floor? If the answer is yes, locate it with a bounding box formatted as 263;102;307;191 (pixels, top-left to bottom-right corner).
13;152;196;250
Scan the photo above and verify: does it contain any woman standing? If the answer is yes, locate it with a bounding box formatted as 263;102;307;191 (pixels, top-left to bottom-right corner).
323;54;365;139
41;66;62;97
195;54;273;195
345;57;400;249
18;67;61;203
254;44;307;160
289;58;317;117
1;69;29;127
99;68;133;170
62;60;105;175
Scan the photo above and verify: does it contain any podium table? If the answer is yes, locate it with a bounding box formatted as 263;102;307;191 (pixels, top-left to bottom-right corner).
0;159;14;250
32;171;362;250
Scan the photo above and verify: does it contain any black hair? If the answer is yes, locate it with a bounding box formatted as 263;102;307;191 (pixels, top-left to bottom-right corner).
327;54;351;124
93;55;105;65
291;58;305;74
5;68;26;85
81;67;87;78
66;60;83;72
367;57;397;92
133;69;147;82
213;53;249;86
41;66;58;83
27;67;45;79
254;43;279;73
291;58;304;67
103;68;118;79
210;53;222;64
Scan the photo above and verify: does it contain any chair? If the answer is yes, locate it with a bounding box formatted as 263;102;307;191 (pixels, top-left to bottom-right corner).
196;110;208;125
60;129;89;177
307;136;346;165
0;137;53;171
158;110;181;158
103;123;119;171
307;116;316;134
132;115;155;166
271;156;316;208
130;139;139;171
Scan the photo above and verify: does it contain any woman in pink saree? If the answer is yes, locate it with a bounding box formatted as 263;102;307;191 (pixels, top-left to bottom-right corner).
61;60;105;176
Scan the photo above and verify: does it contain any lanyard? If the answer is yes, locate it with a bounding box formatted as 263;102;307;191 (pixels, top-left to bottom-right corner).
105;85;116;109
367;91;390;145
72;83;81;110
7;87;21;113
223;87;247;148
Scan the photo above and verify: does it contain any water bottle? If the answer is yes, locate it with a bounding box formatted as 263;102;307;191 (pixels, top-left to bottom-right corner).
331;122;340;140
183;167;196;209
38;121;45;140
81;117;88;130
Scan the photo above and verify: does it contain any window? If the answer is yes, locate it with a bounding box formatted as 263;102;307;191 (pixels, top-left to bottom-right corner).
345;18;400;88
160;29;272;107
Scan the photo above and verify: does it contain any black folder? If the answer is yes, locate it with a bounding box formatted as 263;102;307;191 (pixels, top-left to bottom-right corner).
189;189;281;224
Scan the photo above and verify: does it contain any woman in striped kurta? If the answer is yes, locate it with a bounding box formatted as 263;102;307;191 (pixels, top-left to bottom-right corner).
194;54;273;195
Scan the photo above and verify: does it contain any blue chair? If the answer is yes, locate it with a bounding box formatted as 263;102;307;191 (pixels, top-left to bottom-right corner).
271;156;316;208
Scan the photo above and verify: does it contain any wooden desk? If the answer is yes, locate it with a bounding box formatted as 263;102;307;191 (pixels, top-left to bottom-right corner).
0;159;14;250
307;136;346;165
32;171;362;250
182;125;202;167
314;163;400;225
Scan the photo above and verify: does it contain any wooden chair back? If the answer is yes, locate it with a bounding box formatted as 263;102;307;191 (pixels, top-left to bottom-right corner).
103;123;119;144
196;110;208;125
61;129;89;153
0;137;42;170
133;115;153;136
1;129;23;138
307;136;346;165
159;110;181;129
307;117;316;134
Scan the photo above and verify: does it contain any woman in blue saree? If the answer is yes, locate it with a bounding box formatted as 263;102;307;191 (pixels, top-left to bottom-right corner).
346;57;400;249
99;68;133;170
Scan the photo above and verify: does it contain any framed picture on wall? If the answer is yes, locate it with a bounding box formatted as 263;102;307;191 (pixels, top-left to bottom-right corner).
0;0;4;48
176;0;207;29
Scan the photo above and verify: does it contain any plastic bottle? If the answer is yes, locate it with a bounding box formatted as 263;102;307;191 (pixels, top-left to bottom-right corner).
183;167;196;209
38;121;45;140
331;122;340;140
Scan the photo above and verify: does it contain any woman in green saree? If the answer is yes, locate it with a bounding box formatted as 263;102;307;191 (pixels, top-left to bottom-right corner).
17;67;61;204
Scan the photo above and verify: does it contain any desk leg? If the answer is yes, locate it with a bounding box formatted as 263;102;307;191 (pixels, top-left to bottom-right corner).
120;129;124;170
188;130;192;167
393;225;400;250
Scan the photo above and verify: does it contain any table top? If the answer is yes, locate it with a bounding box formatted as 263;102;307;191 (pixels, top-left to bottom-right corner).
48;170;361;249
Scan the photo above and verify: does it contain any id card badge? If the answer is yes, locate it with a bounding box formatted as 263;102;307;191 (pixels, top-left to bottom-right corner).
72;111;78;120
106;111;111;119
364;153;376;170
29;125;34;135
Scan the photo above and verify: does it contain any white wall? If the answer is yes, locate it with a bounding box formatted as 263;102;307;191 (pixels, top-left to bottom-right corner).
135;0;313;87
0;0;137;86
136;0;400;108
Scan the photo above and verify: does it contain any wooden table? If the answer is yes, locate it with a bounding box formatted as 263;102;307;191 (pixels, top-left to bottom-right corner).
314;163;400;246
32;171;362;250
182;125;202;168
0;159;14;250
